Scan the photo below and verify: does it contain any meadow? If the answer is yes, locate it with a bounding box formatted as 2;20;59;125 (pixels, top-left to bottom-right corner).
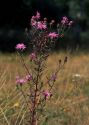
0;51;89;125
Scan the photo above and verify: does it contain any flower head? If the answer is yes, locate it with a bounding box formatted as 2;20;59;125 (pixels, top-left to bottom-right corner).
15;43;26;51
61;16;68;25
43;91;52;99
16;76;26;85
26;74;32;81
30;52;36;61
63;16;68;21
37;22;47;30
68;21;73;26
48;32;58;39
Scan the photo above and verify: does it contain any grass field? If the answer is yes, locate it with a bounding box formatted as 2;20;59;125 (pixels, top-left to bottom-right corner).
0;52;89;125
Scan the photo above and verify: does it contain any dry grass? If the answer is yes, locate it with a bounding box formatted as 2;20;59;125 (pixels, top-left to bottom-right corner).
0;52;89;125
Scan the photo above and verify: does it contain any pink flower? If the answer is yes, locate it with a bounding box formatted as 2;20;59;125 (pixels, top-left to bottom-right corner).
26;74;32;81
48;32;58;39
35;11;40;19
61;16;68;25
61;20;66;25
16;76;26;85
37;22;47;30
15;43;26;50
30;52;36;61
41;23;47;29
63;16;68;21
43;91;52;99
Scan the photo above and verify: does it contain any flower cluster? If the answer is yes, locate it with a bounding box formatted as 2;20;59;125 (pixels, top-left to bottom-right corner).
31;11;47;30
61;16;73;26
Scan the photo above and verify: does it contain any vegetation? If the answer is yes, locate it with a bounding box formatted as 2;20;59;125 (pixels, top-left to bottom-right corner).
0;52;89;125
0;1;89;124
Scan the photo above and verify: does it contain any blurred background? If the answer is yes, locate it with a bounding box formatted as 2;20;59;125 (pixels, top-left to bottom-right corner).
0;0;89;52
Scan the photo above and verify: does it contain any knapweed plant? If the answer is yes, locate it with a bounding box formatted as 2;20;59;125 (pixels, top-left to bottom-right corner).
15;11;73;125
